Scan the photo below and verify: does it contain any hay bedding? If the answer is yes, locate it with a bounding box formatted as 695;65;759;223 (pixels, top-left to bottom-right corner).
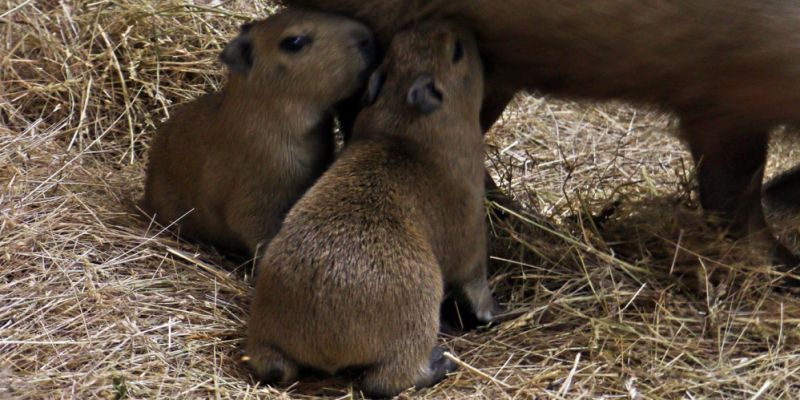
3;1;800;398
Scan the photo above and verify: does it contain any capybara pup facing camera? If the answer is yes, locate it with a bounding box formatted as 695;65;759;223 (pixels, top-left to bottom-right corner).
143;9;375;256
282;0;800;280
246;22;497;397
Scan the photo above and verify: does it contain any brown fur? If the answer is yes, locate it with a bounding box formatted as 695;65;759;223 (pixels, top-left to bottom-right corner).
282;0;800;275
143;9;374;256
246;22;497;397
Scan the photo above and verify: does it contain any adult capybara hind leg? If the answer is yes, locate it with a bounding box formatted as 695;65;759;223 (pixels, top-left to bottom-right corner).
484;170;522;220
479;83;517;132
359;346;455;398
764;165;800;210
245;344;299;386
481;83;523;221
682;117;800;281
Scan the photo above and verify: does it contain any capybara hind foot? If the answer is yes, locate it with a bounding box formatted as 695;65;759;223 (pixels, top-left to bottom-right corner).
359;347;452;398
420;346;457;388
245;345;299;386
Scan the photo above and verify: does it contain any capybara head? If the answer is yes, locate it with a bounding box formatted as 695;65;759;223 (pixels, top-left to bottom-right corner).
360;21;483;120
219;9;376;105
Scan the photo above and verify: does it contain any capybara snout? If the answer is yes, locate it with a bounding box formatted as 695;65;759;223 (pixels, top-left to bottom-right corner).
223;10;376;103
362;23;483;122
406;74;443;114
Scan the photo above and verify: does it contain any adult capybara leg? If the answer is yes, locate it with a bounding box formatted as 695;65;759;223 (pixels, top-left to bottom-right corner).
764;164;800;210
480;84;516;132
244;344;299;386
684;121;768;235
359;345;445;398
485;170;522;218
682;117;800;278
482;84;521;221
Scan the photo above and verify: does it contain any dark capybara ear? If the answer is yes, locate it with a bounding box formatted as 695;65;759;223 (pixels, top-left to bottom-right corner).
406;74;443;114
362;70;386;106
220;36;253;74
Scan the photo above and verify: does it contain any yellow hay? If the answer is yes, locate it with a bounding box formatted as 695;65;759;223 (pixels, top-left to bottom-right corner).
3;1;800;398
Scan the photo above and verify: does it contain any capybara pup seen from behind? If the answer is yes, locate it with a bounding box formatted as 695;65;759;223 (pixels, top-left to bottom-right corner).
282;0;800;278
143;9;375;256
245;21;497;397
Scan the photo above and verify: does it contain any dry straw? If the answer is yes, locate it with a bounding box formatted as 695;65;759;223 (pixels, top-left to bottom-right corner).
3;1;800;398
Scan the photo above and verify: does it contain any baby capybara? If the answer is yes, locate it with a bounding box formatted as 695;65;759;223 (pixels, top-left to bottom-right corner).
281;0;800;278
246;21;497;397
143;9;374;256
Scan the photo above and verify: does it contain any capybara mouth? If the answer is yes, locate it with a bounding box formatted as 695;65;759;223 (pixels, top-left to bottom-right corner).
358;51;378;84
358;37;376;67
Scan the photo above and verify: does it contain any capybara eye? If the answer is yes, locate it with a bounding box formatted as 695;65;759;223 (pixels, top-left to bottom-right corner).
452;38;464;63
280;35;312;53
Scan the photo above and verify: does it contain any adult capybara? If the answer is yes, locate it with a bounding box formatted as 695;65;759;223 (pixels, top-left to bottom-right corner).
143;9;375;256
281;0;800;278
245;21;497;397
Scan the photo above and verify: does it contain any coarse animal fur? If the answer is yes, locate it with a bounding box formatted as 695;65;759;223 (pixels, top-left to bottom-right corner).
143;9;375;256
245;21;497;397
281;0;800;278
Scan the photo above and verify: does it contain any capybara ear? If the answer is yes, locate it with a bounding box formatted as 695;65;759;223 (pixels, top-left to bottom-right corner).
220;36;254;74
406;74;443;114
362;70;385;106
